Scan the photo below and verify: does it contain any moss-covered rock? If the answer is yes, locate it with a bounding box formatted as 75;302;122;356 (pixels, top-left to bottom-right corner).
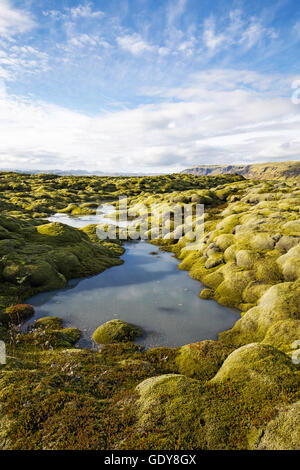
21;324;81;349
35;222;83;244
262;319;300;352
219;282;300;347
211;343;299;402
176;340;232;380
92;319;142;344
33;316;63;330
4;304;34;324
199;288;214;299
134;374;205;447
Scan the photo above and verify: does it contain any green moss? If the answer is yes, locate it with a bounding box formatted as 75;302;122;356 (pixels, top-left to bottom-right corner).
252;401;300;450
92;319;143;344
277;245;300;281
35;222;83;244
176;340;232;380
33;317;63;330
4;304;34;324
133;374;206;448
211;343;298;389
214;234;235;251
262;320;300;352
214;264;255;308
199;288;214;299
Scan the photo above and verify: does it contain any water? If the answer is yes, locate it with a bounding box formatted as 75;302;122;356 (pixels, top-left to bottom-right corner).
26;208;240;349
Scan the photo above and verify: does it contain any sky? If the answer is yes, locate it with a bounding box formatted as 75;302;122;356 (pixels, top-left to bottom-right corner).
0;0;299;173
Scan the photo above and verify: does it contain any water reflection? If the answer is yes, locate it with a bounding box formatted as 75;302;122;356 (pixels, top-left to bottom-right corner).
27;231;240;349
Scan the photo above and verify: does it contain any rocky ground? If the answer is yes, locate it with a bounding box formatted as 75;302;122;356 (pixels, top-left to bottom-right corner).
0;172;299;450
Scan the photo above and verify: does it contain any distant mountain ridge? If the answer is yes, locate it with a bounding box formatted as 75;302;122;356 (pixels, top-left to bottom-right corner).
181;161;300;180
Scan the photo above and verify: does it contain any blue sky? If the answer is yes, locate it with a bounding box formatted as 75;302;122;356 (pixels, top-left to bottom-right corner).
0;0;299;173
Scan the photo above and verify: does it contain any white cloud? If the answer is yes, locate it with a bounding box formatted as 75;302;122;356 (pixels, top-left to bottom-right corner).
167;0;187;28
0;70;299;173
58;33;111;53
0;0;35;38
240;21;277;48
203;16;227;51
68;34;99;48
69;3;104;19
158;46;171;56
202;10;277;54
44;3;104;21
117;33;155;56
0;43;49;80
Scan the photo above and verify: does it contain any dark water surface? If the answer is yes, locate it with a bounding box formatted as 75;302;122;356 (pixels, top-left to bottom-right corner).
26;211;239;348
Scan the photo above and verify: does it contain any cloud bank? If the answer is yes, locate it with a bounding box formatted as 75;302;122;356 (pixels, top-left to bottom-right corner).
0;69;299;173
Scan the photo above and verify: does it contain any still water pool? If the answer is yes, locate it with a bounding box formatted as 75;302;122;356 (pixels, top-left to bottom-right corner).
26;210;239;348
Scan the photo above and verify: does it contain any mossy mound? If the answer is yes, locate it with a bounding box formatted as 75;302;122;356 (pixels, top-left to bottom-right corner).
262;319;300;352
33;316;63;330
176;340;232;380
219;282;300;348
4;304;34;324
92;319;142;344
35;222;83;244
21;316;81;349
134;374;205;447
211;343;299;401
199;288;214;299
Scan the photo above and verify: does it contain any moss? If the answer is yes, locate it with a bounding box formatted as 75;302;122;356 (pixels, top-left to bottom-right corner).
19;324;81;350
214;264;255;308
211;343;298;389
35;222;83;244
242;281;272;304
134;374;206;448
25;261;66;289
255;255;282;283
262;320;300;352
276;235;300;252
219;282;300;347
252;401;300;450
199;288;214;299
214;234;235;251
49;252;81;278
283;220;300;234
236;250;258;269
250;233;275;250
98;342;144;363
277;245;300;281
4;304;34;324
204;250;223;269
202;270;224;289
33;317;63;330
92;319;143;344
176;340;232;381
